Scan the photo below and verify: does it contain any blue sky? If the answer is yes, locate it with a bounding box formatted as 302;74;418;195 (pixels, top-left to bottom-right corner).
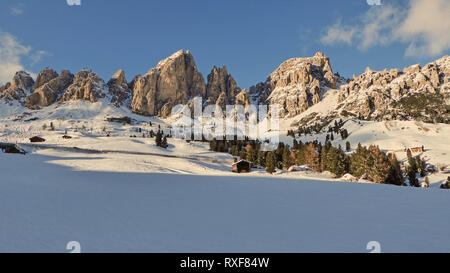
1;0;449;88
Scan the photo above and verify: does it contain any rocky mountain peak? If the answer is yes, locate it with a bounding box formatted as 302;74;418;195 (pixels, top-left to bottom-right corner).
131;49;206;117
111;69;127;85
0;71;34;104
206;65;240;106
33;68;58;90
336;56;450;122
59;69;105;103
264;52;341;117
10;71;35;92
108;69;131;107
25;69;74;109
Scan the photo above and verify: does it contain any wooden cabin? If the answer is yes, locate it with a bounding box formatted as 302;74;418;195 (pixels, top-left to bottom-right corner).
29;136;46;143
0;143;26;154
232;160;252;173
410;146;424;153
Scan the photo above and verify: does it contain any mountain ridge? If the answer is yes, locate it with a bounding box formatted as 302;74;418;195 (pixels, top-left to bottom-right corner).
0;50;449;125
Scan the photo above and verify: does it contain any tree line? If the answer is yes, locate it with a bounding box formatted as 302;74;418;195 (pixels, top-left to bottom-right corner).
209;137;429;187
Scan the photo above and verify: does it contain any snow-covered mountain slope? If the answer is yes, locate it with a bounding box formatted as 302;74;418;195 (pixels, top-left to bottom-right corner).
1;98;449;181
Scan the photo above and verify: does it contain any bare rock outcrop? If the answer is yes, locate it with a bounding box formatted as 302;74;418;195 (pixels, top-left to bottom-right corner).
60;70;105;103
336;55;450;122
131;50;206;117
25;70;74;108
206;65;240;106
33;68;58;90
0;71;34;104
234;89;250;107
107;69;131;107
265;52;340;117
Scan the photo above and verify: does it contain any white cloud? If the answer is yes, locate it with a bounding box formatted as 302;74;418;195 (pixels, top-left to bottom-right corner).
30;50;50;66
320;0;450;57
358;5;404;50
0;31;45;85
10;4;25;16
320;19;357;45
395;0;450;57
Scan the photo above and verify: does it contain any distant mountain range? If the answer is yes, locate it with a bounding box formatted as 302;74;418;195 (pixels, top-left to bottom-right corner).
1;49;449;125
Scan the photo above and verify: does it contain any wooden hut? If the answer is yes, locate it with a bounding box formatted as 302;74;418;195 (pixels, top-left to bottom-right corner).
410;146;424;153
232;160;252;173
29;136;46;143
0;143;26;154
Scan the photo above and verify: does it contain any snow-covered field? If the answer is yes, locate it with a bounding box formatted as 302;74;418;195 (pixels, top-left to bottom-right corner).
1;149;450;252
0;101;449;252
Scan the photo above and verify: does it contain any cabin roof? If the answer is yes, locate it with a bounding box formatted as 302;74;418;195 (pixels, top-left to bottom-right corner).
232;159;251;166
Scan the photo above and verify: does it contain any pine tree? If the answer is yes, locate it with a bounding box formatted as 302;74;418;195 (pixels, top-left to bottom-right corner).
406;149;417;172
247;145;256;165
349;144;370;178
326;146;347;177
210;139;217;151
387;153;403;186
282;145;292;170
415;156;426;177
367;145;391;184
345;141;351;152
320;145;328;172
161;136;168;148
305;143;320;171
239;149;247;160
231;145;239;156
296;147;306;166
265;151;276;174
257;151;265;168
407;166;419;187
155;131;162;147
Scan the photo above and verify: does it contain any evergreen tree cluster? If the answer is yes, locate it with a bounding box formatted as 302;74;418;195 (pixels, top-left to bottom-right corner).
204;132;431;187
155;130;168;149
405;149;427;187
293;119;349;141
349;144;403;185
